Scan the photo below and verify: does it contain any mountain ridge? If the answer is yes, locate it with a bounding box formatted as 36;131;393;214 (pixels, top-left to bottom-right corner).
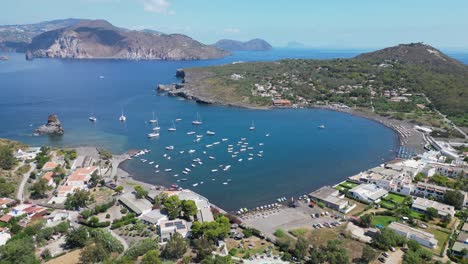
25;19;229;60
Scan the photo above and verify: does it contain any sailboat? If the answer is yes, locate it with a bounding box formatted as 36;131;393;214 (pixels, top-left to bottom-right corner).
119;109;126;122
148;112;157;123
168;121;176;132
192;112;203;125
153;120;161;131
89;113;97;122
249;121;255;130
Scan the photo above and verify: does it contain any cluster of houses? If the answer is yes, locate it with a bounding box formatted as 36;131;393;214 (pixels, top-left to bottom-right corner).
0;197;70;246
309;147;467;250
348;151;467;201
44;159;97;204
118;189;215;243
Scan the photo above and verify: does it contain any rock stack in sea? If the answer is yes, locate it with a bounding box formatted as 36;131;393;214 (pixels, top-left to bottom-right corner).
35;114;64;135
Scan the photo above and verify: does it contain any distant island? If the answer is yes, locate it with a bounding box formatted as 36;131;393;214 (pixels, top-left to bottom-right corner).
159;43;468;130
212;38;272;51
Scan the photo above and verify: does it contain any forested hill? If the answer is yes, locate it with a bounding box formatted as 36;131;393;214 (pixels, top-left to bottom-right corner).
355;43;468;122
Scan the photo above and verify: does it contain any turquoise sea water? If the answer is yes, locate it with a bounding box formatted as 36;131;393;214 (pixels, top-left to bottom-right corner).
2;49;464;211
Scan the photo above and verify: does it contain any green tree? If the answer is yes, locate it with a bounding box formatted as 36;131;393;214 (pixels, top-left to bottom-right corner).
193;237;216;262
30;178;49;199
125;238;159;260
161;232;188;260
0;237;40;264
89;170;101;188
360;245;377;263
66;227;89;248
0;177;15;197
141;249;162;264
153;192;168;208
115;185;124;194
443;190;464;209
182;200;198;219
164;195;182;219
64;189;91;210
294;237;309;259
360;214;373;228
0;145;16;170
372;228;406;250
426;207;438;220
79;243;110;264
134;185;148;199
191;216;230;241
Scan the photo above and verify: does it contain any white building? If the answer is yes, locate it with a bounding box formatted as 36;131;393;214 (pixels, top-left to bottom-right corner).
388;222;438;249
159;219;189;242
65;166;96;188
348;184;389;203
411;197;455;217
15;147;41;161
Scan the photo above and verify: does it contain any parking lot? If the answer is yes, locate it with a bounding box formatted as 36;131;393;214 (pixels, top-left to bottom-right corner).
242;201;345;240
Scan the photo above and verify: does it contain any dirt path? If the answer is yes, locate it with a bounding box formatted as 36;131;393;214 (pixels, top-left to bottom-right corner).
16;162;36;203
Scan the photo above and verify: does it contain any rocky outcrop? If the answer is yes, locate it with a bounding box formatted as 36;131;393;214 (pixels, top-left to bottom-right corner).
175;69;185;78
26;19;230;60
35;114;64;135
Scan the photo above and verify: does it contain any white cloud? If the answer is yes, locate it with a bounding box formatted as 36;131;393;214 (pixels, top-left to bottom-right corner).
224;28;240;34
142;0;172;14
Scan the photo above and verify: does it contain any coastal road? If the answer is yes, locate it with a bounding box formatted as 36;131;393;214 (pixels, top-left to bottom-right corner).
16;162;36;203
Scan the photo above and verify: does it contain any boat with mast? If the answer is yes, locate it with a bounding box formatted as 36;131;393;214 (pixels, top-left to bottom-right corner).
249;121;255;130
168;121;176;132
148;112;157;123
119;108;126;122
192;112;203;125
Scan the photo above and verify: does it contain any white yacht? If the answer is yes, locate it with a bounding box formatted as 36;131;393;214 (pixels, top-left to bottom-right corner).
192;112;203;125
318;125;325;129
89;114;97;122
147;132;159;138
165;146;174;150
187;131;196;135
206;131;215;135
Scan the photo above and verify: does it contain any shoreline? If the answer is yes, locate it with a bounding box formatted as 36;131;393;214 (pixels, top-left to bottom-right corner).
162;88;426;153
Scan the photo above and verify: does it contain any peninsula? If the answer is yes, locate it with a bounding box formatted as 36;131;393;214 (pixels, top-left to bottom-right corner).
24;19;229;60
159;43;468;132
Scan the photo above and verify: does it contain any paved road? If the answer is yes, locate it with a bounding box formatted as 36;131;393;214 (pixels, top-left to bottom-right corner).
16;162;36;203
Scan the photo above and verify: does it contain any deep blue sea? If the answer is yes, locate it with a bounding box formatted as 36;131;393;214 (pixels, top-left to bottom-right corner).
1;49;466;211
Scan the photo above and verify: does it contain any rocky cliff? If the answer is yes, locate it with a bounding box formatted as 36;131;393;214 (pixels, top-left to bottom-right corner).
212;39;272;51
26;19;229;60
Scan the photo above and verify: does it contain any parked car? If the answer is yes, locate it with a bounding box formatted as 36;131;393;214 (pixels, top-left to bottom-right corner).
382;252;389;258
378;257;386;263
389;247;396;252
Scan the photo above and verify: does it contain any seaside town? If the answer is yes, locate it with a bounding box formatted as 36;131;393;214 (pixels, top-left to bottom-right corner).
0;120;467;264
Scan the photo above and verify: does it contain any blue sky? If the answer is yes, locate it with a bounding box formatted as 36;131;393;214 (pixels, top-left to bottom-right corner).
3;0;468;50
